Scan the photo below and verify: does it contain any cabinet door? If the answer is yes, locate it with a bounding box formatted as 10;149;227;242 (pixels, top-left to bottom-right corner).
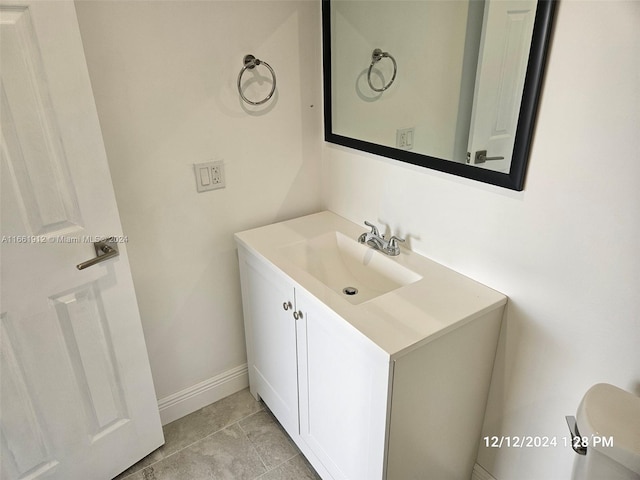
297;291;391;480
239;251;299;436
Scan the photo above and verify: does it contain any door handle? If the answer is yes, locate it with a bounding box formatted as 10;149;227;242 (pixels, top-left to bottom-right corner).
77;238;119;270
475;150;505;164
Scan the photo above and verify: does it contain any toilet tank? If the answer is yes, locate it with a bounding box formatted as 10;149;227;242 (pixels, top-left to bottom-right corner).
572;383;640;480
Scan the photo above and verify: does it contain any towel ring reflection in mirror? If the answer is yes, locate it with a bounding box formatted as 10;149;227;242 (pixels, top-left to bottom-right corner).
237;54;277;105
367;48;397;92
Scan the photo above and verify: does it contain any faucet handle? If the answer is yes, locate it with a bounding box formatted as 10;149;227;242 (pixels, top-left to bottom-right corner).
364;220;380;237
388;236;405;249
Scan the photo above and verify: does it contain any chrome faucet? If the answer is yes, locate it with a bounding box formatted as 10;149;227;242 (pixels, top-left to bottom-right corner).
357;221;405;256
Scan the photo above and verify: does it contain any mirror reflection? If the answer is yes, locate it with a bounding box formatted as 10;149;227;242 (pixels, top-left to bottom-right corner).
324;0;556;190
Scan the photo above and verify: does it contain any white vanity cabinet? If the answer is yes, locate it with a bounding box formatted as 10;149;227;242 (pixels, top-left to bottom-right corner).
235;212;507;480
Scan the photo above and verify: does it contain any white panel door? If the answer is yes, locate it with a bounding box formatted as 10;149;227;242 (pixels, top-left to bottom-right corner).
467;0;536;172
0;2;163;479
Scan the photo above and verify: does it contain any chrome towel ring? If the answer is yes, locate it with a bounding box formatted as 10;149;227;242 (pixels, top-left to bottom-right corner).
367;48;397;92
237;54;276;105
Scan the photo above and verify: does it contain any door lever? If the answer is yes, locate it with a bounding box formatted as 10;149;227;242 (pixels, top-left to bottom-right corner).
475;150;505;164
77;238;119;270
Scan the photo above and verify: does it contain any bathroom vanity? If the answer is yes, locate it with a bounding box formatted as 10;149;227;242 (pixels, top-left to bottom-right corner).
235;211;506;480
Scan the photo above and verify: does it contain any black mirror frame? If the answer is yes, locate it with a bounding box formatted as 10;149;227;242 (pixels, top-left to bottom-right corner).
322;0;557;191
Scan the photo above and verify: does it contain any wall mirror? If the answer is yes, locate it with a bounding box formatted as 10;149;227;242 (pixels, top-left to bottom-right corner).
322;0;556;190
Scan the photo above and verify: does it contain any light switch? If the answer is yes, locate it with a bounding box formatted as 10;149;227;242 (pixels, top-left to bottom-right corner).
194;161;226;193
200;167;211;186
396;127;415;150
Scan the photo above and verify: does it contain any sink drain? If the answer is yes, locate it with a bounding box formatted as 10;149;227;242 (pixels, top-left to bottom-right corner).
342;286;358;296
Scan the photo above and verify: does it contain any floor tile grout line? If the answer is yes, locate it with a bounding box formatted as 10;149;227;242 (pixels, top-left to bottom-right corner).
247;435;271;474
237;410;302;477
118;405;266;479
239;411;302;474
237;417;271;474
254;453;302;480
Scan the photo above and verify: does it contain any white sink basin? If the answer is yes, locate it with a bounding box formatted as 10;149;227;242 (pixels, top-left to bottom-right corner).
279;231;422;304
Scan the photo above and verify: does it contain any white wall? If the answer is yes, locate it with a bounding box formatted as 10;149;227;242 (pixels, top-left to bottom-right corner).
323;1;640;479
75;0;323;416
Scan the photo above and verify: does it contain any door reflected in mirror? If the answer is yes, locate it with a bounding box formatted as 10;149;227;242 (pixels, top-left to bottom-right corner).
323;0;557;190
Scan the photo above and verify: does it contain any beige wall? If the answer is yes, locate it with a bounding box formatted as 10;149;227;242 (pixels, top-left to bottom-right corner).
323;1;640;478
76;0;323;409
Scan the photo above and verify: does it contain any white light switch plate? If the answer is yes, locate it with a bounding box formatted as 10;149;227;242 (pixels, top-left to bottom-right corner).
194;161;225;193
396;127;415;150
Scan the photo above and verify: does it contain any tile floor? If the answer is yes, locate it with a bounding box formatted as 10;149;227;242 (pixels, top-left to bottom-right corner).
114;389;320;480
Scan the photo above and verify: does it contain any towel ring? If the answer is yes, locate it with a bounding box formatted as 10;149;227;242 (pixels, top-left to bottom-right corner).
237;54;276;105
367;48;397;92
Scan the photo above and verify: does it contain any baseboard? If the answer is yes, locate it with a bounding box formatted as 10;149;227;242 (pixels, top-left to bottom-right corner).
157;364;249;425
472;463;498;480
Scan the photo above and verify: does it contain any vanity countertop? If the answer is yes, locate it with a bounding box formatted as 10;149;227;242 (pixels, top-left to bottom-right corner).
235;211;506;358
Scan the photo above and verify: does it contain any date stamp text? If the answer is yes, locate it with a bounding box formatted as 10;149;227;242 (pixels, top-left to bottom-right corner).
483;435;613;448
